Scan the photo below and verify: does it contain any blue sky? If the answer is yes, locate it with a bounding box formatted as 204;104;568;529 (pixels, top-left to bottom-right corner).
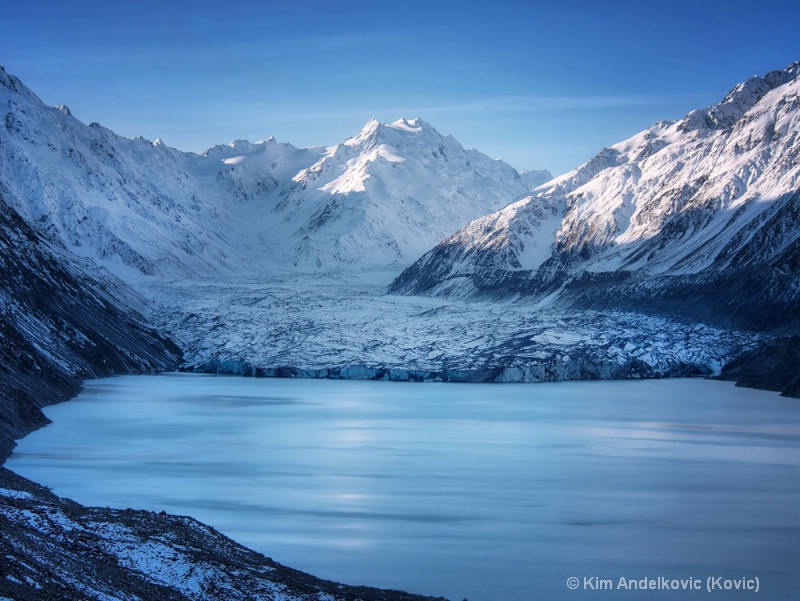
2;0;799;175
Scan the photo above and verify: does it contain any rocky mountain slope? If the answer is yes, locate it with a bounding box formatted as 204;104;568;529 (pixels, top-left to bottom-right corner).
0;190;181;460
0;66;242;279
389;63;800;335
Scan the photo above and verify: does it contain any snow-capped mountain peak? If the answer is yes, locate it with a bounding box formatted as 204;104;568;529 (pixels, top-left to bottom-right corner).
270;117;551;268
345;116;383;146
0;67;551;275
388;117;425;132
341;116;445;155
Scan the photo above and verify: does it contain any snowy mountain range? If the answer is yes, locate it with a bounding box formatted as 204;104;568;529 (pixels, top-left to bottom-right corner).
0;65;549;277
2;60;800;600
390;63;800;334
2;59;798;398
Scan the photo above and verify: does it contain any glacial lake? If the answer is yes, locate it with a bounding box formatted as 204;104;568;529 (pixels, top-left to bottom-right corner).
8;374;800;600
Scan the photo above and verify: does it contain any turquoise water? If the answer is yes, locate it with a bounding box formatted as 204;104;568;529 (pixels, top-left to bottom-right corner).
9;375;800;600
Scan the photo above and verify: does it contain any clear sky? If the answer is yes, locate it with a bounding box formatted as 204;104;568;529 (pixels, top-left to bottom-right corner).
2;0;799;176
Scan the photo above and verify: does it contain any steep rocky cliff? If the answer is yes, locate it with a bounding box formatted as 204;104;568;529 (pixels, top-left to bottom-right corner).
0;192;181;460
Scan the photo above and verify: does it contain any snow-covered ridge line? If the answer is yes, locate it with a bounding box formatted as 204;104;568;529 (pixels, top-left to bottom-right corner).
389;61;800;335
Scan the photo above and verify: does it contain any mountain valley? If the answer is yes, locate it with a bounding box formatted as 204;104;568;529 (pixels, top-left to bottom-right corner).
1;61;799;600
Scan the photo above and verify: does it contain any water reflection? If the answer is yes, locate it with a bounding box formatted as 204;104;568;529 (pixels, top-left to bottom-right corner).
8;375;800;600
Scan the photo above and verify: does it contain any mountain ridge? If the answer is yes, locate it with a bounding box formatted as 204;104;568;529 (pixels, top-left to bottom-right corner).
389;62;800;337
1;65;551;276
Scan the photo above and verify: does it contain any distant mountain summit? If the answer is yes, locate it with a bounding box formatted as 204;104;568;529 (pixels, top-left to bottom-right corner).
0;66;550;276
390;62;800;332
210;115;550;269
264;116;551;269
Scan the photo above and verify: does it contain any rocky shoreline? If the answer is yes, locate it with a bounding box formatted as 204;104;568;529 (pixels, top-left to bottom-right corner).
0;466;447;601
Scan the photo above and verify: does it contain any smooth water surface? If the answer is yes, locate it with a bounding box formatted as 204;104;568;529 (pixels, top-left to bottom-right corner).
9;375;800;600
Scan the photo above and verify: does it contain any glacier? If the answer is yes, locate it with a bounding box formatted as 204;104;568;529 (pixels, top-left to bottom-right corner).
142;272;755;384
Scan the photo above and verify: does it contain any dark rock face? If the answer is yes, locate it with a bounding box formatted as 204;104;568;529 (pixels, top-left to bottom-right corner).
718;336;800;397
559;259;800;335
0;468;447;601
0;192;182;461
